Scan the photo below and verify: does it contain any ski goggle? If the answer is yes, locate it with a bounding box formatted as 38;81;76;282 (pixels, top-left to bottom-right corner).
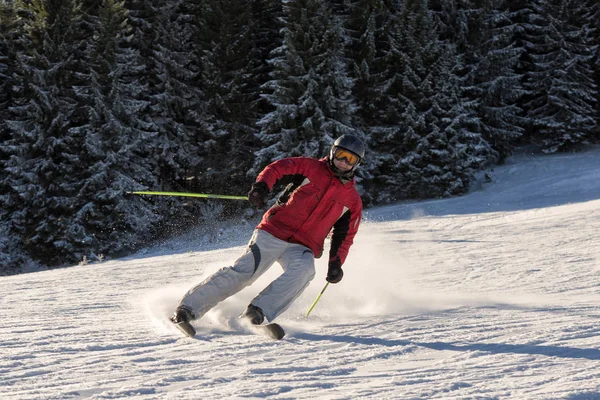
333;147;360;166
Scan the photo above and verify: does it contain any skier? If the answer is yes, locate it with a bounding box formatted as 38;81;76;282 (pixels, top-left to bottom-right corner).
170;134;365;338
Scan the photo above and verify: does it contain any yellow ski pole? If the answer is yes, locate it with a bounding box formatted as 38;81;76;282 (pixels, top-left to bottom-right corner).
305;282;329;317
127;191;247;200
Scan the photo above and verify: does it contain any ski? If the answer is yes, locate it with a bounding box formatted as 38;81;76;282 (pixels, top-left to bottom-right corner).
238;304;285;340
171;319;196;338
170;313;285;340
250;322;286;340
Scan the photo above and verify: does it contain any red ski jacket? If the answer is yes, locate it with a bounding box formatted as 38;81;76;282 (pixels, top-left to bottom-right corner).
255;157;362;264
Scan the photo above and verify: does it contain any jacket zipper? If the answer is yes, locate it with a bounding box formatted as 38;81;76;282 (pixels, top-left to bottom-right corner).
288;172;334;242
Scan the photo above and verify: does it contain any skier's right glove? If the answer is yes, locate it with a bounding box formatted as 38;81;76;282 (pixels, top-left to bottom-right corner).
248;181;269;209
326;258;344;284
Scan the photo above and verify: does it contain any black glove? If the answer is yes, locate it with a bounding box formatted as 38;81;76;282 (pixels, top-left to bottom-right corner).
326;257;344;284
248;181;269;209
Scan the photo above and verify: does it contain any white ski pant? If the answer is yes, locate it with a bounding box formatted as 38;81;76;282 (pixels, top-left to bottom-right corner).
178;229;315;322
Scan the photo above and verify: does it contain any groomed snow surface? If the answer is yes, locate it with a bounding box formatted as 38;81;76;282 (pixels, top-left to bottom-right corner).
2;149;600;399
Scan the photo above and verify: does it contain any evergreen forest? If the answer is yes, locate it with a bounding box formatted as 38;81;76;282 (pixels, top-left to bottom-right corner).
1;0;598;274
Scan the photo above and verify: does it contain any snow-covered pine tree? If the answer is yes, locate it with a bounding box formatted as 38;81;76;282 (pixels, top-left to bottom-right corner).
249;0;284;117
363;0;439;202
124;0;170;180
192;0;264;195
155;1;211;180
340;0;397;204
67;0;164;262
389;0;493;199
0;1;37;273
398;43;493;199
503;0;538;142
0;0;14;156
141;0;211;198
429;0;470;51
254;0;360;176
345;0;396;124
378;101;424;201
456;0;526;162
522;0;597;153
123;0;216;240
586;0;600;136
1;0;97;266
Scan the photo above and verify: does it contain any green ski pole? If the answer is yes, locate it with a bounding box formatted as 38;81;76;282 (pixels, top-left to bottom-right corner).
305;282;330;318
127;191;247;200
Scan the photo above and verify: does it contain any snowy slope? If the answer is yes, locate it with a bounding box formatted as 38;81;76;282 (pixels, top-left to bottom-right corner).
1;149;600;400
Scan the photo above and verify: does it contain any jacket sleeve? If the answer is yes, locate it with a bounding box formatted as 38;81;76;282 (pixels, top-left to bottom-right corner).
329;198;362;265
255;157;311;190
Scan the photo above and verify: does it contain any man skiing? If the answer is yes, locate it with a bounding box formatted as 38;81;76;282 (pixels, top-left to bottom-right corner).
170;134;365;339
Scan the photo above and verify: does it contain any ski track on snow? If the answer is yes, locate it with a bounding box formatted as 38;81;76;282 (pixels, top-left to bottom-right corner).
2;150;600;399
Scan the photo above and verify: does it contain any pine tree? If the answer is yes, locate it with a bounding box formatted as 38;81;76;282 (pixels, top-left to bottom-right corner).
1;0;94;265
397;42;493;199
122;0;214;239
523;0;597;153
124;0;170;178
0;0;37;272
380;0;493;200
339;0;396;204
192;0;264;194
365;1;439;202
429;0;470;48
249;0;283;116
345;0;395;127
143;0;207;191
255;0;359;175
462;0;526;161
0;0;15;155
430;0;524;162
68;0;164;261
586;0;600;138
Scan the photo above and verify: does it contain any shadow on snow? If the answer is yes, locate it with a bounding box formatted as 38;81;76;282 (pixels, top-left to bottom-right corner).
293;332;600;361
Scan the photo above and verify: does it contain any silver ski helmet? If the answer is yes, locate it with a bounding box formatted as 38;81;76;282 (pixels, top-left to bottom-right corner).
329;134;366;172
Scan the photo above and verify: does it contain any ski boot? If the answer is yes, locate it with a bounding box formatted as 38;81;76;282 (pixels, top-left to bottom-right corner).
170;306;196;337
241;304;265;325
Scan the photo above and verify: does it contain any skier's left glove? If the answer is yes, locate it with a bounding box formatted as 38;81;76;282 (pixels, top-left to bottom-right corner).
326;257;344;284
248;181;269;209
